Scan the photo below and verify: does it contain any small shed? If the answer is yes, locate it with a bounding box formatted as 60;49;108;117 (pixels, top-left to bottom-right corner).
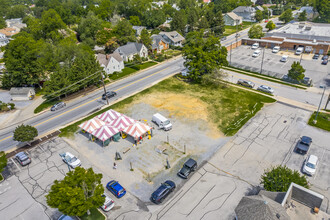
9;87;35;101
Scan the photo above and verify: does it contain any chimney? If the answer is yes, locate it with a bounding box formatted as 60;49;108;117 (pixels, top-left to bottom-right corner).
106;54;109;60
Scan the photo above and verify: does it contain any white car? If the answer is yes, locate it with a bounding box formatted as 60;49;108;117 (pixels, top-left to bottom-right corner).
252;50;261;57
272;46;280;53
100;194;115;212
257;85;274;94
60;152;81;168
295;47;304;55
280;55;288;62
251;43;259;49
303;155;318;176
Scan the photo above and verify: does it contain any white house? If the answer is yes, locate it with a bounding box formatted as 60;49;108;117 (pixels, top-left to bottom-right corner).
132;26;146;37
159;31;185;47
224;12;243;26
9;87;35;101
96;52;124;74
0;33;9;47
115;42;148;62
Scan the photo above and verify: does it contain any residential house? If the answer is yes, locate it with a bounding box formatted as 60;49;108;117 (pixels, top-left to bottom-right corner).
0;33;9;47
9;87;35;101
96;52;124;74
255;6;273;17
0;27;18;38
132;26;146;37
151;34;169;53
235;183;328;220
224;12;243;26
6;18;27;32
115;42;148;62
159;31;185;47
297;6;318;20
233;6;256;22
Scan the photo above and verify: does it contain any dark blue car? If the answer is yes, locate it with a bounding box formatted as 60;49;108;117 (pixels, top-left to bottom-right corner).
106;180;126;198
150;180;176;204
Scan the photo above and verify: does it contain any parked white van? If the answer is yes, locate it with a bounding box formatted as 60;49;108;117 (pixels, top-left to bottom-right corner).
152;113;172;131
280;55;288;62
295;47;304;55
252;50;261;57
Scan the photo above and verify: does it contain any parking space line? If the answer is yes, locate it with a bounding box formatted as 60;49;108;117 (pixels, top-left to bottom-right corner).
39;146;47;154
314;149;325;180
10;158;21;171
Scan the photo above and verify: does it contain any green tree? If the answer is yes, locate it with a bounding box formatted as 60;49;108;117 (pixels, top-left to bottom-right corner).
212;11;225;36
105;37;119;53
129;16;141;26
183;31;228;82
201;69;227;87
298;10;307;21
316;0;330;23
279;9;293;23
13;124;38;143
0;151;7;173
163;3;176;17
40;9;66;42
288;61;305;82
6;5;29;19
0;17;6;29
186;8;199;32
171;10;187;34
261;165;309;192
139;28;152;49
248;24;265;39
46;167;105;217
255;10;263;22
198;17;209;29
77;11;104;47
265;20;276;31
113;19;136;45
2;33;45;88
143;9;166;29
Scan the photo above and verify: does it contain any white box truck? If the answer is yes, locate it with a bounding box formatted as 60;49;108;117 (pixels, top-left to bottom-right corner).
152;113;172;131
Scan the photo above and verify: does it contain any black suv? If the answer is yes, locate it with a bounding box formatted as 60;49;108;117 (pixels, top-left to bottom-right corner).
102;91;117;100
150;180;176;204
177;158;197;179
296;136;312;154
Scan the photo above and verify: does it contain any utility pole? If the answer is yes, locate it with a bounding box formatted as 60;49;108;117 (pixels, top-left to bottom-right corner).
324;93;330;110
313;86;326;124
230;43;232;65
100;71;109;105
235;19;239;48
260;48;265;74
299;53;303;64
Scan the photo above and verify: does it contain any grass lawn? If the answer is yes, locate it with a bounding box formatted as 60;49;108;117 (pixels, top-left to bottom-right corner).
34;99;60;114
308;112;330;132
109;61;157;81
60;77;275;137
223;21;253;36
80;208;105;220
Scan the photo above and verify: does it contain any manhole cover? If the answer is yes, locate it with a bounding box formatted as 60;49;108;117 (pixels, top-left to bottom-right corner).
283;120;287;123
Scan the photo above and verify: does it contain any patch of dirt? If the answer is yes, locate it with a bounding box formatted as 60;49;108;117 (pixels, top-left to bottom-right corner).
127;92;223;139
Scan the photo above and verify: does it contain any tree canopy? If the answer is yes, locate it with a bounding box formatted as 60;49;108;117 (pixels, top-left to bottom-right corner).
279;9;293;23
0;151;7;173
261;165;309;192
77;11;104;47
288;61;305;82
46;167;105;217
13;124;38;143
265;20;276;31
140;29;152;49
298;10;307;21
183;31;228;82
248;25;265;39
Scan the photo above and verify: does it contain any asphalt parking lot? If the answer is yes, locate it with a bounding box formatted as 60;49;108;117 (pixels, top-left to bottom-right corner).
228;45;329;87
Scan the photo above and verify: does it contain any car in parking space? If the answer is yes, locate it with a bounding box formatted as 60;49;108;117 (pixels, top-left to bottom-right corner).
102;91;117;100
312;54;320;59
150;180;176;204
257;85;274;94
177;158;197;179
302;155;318;176
15;152;31;166
295;47;304;55
251;43;259;49
321;55;328;60
106;180;126;198
303;77;312;86
59;152;81;168
296;136;312;154
321;59;328;65
280;55;288;62
252;50;261;57
100;194;115;212
272;46;280;53
237;79;255;88
51;102;66;111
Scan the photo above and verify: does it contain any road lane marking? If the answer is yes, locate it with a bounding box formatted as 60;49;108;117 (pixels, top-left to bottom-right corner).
0;67;171;144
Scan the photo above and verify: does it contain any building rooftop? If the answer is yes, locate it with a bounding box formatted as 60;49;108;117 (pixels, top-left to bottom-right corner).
268;22;330;42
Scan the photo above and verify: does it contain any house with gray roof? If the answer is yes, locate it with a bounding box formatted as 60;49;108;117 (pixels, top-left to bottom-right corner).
132;26;146;37
224;12;243;26
114;42;148;62
159;31;185;47
233;6;256;22
297;6;318;20
9;87;35;101
151;34;169;53
96;52;124;74
0;33;9;47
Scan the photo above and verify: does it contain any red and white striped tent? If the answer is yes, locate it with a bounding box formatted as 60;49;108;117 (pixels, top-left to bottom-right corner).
91;125;120;142
124;121;152;139
110;115;136;131
97;109;122;123
79;118;105;133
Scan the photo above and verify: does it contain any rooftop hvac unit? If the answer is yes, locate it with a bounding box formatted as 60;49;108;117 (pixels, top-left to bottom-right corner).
305;26;312;30
313;39;316;43
298;22;305;28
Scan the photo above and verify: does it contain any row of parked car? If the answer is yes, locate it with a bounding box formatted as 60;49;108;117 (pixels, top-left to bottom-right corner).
237;79;274;94
296;136;319;176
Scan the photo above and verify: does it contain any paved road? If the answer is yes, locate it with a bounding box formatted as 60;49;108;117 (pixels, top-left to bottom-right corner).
0;58;185;152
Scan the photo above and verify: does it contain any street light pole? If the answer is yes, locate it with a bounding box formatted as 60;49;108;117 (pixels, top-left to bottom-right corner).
230;43;232;65
299;53;303;64
260;48;265;74
100;71;109;105
313;86;326;124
